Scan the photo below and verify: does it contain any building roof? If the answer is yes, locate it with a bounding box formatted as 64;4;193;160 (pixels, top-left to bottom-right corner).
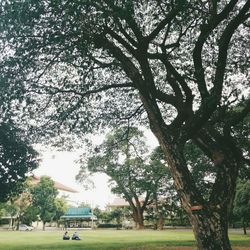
31;175;78;193
107;197;145;208
107;197;130;207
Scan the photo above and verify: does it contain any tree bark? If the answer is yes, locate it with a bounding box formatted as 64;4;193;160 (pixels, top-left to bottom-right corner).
132;209;144;229
243;220;247;235
138;89;242;249
164;143;237;249
157;215;164;230
42;221;46;231
136;210;144;229
188;206;232;249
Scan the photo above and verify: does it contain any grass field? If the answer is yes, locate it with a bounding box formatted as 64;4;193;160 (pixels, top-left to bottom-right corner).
0;229;249;250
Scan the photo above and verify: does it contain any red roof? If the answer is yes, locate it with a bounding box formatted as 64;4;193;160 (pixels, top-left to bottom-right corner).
31;175;78;193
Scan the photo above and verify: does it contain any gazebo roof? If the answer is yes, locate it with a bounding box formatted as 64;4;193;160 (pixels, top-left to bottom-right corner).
61;207;97;220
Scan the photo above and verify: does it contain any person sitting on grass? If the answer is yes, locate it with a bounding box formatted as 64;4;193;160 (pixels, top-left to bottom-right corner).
63;231;70;240
72;231;81;240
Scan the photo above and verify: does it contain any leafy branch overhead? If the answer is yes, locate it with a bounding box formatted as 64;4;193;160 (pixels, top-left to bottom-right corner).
1;1;249;249
0;123;39;202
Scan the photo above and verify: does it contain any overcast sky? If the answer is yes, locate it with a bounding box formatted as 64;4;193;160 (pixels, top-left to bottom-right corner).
34;129;158;209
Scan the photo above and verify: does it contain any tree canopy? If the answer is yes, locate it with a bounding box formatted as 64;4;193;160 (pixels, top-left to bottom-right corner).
0;122;39;202
30;176;58;230
233;180;250;235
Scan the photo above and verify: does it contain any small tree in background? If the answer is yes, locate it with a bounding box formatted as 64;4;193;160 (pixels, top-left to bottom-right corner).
54;197;69;228
21;205;39;226
233;181;250;235
1;201;18;230
30;176;58;230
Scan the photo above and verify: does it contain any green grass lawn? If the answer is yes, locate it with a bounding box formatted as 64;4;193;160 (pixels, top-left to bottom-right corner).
0;229;249;250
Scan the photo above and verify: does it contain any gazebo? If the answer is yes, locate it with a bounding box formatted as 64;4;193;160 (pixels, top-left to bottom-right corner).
61;207;97;228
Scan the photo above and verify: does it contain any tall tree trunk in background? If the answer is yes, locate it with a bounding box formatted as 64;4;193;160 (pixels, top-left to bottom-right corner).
157;215;164;230
42;221;46;231
135;209;144;229
132;209;144;229
243;221;247;235
16;217;20;231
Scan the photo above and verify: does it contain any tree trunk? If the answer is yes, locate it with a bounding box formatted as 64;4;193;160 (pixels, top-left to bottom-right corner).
157;215;164;230
139;91;240;249
169;209;174;227
153;136;234;248
243;220;247;235
131;208;144;229
42;221;46;231
136;211;144;229
186;206;232;249
16;217;20;231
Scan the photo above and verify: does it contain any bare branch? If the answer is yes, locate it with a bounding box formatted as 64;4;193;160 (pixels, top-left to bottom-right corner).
193;0;238;100
146;6;181;43
212;1;250;99
105;27;137;57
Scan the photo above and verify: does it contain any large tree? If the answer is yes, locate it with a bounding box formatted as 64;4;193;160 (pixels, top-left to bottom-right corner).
1;1;249;248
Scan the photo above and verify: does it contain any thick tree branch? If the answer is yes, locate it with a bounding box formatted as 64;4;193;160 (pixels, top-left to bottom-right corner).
212;1;250;99
104;1;143;41
47;82;134;97
105;27;137;57
146;6;181;43
160;55;194;107
193;0;238;100
155;89;179;106
116;19;138;48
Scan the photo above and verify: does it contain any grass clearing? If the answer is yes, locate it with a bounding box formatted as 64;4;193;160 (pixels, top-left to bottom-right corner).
0;229;249;250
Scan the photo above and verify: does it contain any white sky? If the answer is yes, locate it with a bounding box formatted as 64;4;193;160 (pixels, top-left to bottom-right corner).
33;150;114;209
33;129;158;210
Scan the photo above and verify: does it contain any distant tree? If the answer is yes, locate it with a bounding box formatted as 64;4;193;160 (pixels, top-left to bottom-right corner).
183;141;215;199
14;192;32;230
1;178;38;229
107;208;123;227
54;197;69;228
2;201;18;230
148;146;187;229
0;123;39;202
21;205;39;226
30;176;58;230
233;180;250;235
94;208;110;224
77;127;172;229
0;203;4;219
93;207;102;220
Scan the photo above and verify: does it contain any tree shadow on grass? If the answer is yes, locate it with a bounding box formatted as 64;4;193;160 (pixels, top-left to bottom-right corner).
1;240;196;250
